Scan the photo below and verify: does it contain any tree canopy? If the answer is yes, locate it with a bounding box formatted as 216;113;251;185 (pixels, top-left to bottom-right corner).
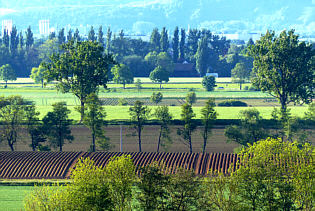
247;30;314;114
44;40;115;121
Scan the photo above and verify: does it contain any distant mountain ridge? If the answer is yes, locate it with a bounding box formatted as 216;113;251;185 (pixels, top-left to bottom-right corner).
0;0;314;37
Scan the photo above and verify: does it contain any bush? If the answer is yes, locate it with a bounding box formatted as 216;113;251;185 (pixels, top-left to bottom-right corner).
218;100;247;107
202;76;216;91
118;98;128;106
244;86;249;90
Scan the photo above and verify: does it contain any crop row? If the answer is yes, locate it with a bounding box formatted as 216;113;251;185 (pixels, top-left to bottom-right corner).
0;152;238;179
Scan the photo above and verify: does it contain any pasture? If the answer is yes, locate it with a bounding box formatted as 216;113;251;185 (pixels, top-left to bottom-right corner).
0;186;33;211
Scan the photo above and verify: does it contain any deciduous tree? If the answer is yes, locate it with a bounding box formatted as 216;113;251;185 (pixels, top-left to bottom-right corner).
83;93;109;152
30;65;46;88
201;98;217;153
202;75;216;91
154;106;173;152
111;64;133;89
42;102;73;151
44;40;115;122
0;64;16;87
129;101;151;152
177;103;196;153
149;66;170;89
247;30;314;116
0;96;26;151
225;108;268;146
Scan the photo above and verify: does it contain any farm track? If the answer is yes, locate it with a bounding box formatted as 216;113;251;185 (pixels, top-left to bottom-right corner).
0;152;238;179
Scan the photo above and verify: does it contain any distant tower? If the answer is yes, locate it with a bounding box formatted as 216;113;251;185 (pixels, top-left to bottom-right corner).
1;19;13;35
39;20;50;36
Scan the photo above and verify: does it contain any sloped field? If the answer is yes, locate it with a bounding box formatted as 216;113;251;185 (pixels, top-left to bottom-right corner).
0;152;238;179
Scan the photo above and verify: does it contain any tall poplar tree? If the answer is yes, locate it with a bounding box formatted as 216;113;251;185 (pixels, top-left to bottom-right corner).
150;28;160;52
98;26;104;46
179;28;186;61
73;28;80;42
172;26;179;63
195;36;210;76
67;29;73;41
58;28;66;45
105;27;112;54
88;26;96;42
160;27;169;52
9;26;19;55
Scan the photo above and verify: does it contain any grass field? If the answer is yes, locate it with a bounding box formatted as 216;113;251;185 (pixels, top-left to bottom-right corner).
0;186;33;211
33;105;308;121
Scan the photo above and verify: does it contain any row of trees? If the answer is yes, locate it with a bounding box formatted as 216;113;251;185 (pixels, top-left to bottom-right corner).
1;25;236;78
25;138;314;210
0;93;217;153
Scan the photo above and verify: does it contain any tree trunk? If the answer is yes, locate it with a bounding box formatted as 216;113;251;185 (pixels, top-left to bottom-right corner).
202;134;207;153
92;132;96;152
160;83;162;89
157;126;162;152
41;80;44;88
189;132;192;153
80;101;85;123
123;83;125;89
240;82;242;90
9;141;14;151
138;126;142;152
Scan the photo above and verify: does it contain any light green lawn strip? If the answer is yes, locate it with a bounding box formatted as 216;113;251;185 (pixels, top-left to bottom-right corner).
36;106;307;121
0;186;34;211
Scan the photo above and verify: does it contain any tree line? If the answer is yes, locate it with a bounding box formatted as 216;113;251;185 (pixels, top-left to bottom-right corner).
24;138;314;210
0;25;248;79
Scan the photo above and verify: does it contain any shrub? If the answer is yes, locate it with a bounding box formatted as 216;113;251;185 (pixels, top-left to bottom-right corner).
202;76;216;91
118;98;128;106
218;100;247;107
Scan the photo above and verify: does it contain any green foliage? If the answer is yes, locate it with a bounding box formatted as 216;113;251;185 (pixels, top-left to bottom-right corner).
149;66;170;88
138;162;170;210
177;103;196;153
151;92;163;105
231;138;314;210
44;40;115;122
231;62;251;90
198;173;242;211
218;100;247;107
0;64;16;87
160;27;169;52
202;75;216;91
179;28;186;61
154;106;173;152
0;95;26;151
304;102;315;121
42;102;73;151
135;79;142;92
104;155;136;210
83;93;110;152
167;168;201;210
30;65;47;88
225;108;268;146
172;26;179;62
122;55;149;77
247;30;314;113
157;52;174;74
118;98;128;106
24;104;47;151
129;101;151;152
201;98;217;153
38;38;60;63
24;158;113;211
111;64;134;89
150;28;161;52
185;91;197;105
195;36;210;76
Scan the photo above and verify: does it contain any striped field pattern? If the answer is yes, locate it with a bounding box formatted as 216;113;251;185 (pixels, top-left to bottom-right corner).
0;152;239;179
